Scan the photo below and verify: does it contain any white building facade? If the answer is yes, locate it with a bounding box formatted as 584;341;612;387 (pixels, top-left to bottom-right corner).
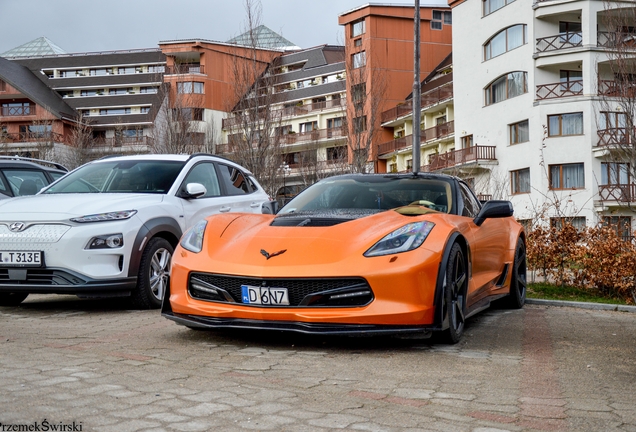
451;0;636;234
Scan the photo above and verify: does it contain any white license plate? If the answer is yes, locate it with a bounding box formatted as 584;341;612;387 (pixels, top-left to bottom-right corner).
241;285;290;305
0;251;42;266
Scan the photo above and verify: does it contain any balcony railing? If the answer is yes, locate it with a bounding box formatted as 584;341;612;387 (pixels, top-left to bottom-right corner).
536;32;582;53
1;104;36;117
424;145;497;172
381;83;453;123
0;132;65;143
536;80;583;100
597;127;636;147
283;127;346;144
93;136;154;148
599;184;636;203
377;121;455;156
164;64;204;75
598;80;636;98
597;31;636;48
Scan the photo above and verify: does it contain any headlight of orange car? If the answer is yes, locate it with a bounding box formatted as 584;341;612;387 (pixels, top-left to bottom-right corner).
364;221;435;257
180;219;208;253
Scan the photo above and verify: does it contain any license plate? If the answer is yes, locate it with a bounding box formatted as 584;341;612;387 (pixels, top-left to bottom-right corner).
0;251;43;267
241;285;289;305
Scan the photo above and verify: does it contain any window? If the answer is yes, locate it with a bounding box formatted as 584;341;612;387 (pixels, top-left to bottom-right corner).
299;121;318;133
461;135;474;148
140;106;150;114
177;82;204;94
327;146;347;161
148;65;165;74
218;164;251;195
173;108;203;121
90;68;110;76
549;163;584;189
548;112;583;136
599;111;627;130
601;162;629;185
510;120;529;144
351;19;365;37
352;51;366;69
99;108;132;116
183;163;221;197
117;67;135;75
550;217;586;231
352;83;366;104
354;39;362;47
559;21;582;45
485;72;527;105
140;86;158;94
459;182;481;217
511;168;530;194
327;117;343;129
431;10;452;30
483;0;516;16
560;70;583;93
109;88;131;96
484;25;527;60
353;116;367;133
19;124;51;138
2;102;32;116
603;216;632;241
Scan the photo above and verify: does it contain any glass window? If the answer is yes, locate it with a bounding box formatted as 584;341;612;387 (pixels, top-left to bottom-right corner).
551;216;586;231
177;82;204;94
354;116;367;133
511;168;530;194
601;162;629;185
548;112;583;136
352;51;366;69
182;162;221;197
351;19;365;37
485;72;527;105
603;216;632;241
431;10;452;30
218;164;251;195
483;0;515;16
459;182;481;217
117;67;135;75
3;170;49;196
484;25;527;60
140;86;158;94
510;120;529;144
549;163;585;189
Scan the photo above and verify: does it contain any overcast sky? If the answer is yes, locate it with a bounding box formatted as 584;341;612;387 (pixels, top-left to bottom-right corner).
0;0;448;55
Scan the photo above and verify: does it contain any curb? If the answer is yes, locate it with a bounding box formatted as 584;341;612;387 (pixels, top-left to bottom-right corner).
527;298;636;313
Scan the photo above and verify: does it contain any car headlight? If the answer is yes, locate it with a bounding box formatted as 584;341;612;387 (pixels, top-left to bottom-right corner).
71;210;137;223
87;234;123;249
364;221;435;257
180;219;208;253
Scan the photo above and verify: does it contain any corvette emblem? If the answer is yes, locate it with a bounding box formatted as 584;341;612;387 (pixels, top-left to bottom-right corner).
260;248;287;260
9;222;26;232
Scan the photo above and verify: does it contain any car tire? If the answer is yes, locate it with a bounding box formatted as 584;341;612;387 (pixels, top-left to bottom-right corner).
0;293;28;306
504;238;527;309
131;237;173;310
439;243;467;344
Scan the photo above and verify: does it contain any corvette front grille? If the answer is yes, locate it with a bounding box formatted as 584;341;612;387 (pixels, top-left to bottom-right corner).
188;273;374;307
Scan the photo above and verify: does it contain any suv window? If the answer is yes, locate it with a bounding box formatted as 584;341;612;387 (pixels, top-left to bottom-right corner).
218;164;251;195
4;170;49;196
459;182;481;217
182;162;221;197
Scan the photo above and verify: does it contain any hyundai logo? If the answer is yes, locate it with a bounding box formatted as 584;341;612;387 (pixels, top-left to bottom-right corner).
9;222;26;232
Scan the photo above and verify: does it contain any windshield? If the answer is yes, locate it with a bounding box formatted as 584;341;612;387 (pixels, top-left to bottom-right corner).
43;160;185;194
279;176;453;214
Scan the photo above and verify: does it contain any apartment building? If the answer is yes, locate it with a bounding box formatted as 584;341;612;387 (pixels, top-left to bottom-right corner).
0;38;167;159
339;3;453;173
450;0;636;235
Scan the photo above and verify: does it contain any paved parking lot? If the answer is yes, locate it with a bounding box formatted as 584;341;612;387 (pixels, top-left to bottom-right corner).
1;295;635;432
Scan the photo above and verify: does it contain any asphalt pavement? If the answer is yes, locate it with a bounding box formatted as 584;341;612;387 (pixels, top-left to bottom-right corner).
1;295;635;432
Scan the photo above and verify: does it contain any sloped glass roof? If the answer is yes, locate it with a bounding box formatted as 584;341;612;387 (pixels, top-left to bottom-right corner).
226;25;299;50
1;37;66;58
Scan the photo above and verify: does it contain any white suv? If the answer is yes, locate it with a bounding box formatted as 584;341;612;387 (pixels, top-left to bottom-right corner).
0;154;270;308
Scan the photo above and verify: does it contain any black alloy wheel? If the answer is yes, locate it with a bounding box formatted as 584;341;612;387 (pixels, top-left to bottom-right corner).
505;238;527;309
440;243;467;344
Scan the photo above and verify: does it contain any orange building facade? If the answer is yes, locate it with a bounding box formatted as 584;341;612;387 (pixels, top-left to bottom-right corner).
338;4;452;172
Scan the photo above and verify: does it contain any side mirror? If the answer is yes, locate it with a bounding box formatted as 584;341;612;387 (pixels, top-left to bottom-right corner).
261;200;279;215
182;182;207;199
473;200;513;226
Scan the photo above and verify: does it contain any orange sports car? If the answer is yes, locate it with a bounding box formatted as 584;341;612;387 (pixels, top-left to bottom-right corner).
162;173;526;343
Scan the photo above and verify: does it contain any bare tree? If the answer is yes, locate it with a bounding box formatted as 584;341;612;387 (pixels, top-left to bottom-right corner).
345;49;387;173
58;113;98;169
597;3;636;205
221;0;285;197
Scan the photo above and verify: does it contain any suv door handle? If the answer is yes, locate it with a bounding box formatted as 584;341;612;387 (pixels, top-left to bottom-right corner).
219;206;231;212
250;202;261;208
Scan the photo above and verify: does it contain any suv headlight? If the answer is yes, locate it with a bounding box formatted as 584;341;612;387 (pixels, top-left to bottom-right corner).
181;219;208;253
71;210;137;223
364;221;435;257
87;234;123;249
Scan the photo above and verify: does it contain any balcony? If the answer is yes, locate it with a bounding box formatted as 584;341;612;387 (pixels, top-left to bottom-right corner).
377;121;455;157
0;132;65;144
597;127;636;147
536;32;582;53
282;127;346;145
598;80;636;98
164;64;205;75
599;184;636;203
93;136;154;148
536;80;582;100
597;31;636;48
424;145;497;172
1;104;36;117
381;83;453;124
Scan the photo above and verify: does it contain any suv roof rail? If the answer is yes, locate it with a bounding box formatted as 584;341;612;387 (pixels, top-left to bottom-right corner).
0;155;68;171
